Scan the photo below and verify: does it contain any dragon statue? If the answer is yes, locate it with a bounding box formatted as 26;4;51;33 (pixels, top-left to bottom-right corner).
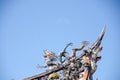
23;27;106;80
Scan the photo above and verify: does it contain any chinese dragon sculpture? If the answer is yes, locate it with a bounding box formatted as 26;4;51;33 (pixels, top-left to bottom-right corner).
23;27;106;80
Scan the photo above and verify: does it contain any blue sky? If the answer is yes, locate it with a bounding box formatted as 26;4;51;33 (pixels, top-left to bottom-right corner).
0;0;120;80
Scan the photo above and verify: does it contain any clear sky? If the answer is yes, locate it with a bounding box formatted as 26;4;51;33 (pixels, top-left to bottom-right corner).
0;0;120;80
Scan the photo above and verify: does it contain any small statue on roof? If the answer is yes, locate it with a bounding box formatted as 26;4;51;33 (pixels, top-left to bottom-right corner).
37;49;61;70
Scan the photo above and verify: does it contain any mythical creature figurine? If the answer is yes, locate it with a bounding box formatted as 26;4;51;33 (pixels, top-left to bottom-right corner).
23;27;106;80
